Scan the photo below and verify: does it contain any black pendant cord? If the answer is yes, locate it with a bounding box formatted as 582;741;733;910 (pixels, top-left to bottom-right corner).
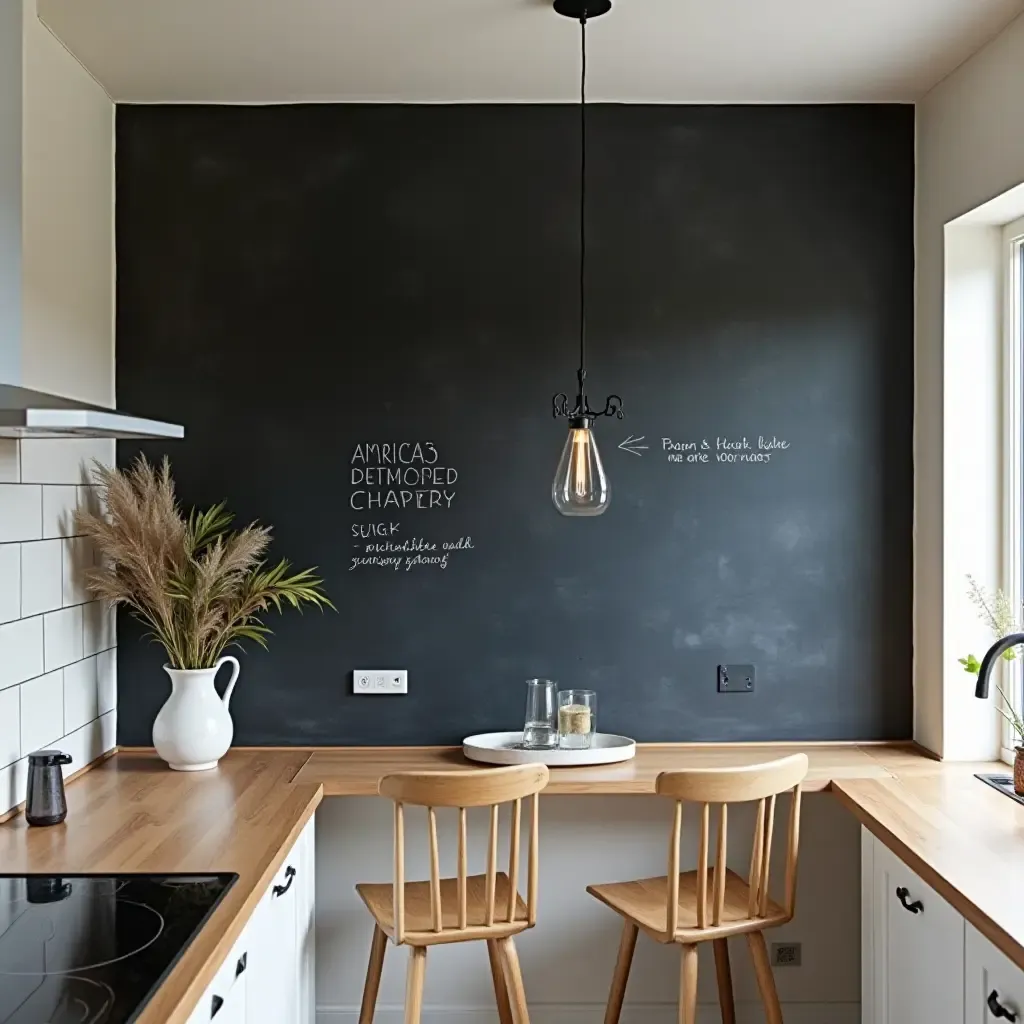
552;7;623;425
579;14;587;386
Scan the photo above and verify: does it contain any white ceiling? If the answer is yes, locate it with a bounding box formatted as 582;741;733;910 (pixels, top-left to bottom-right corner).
40;0;1024;104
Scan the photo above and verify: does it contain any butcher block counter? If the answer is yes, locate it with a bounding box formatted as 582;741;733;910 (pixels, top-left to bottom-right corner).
3;741;1023;1023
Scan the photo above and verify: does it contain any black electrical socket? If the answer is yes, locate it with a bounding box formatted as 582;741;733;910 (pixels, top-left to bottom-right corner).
717;664;755;693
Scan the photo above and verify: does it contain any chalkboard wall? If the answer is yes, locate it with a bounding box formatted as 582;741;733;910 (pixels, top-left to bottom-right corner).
115;103;914;745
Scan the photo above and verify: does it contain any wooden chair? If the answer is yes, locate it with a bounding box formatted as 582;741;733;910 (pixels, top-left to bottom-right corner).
586;754;808;1024
355;764;549;1024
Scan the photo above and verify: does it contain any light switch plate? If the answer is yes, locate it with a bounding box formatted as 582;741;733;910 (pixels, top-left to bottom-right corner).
354;669;408;694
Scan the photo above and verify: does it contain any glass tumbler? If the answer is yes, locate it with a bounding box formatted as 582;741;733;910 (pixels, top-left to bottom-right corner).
522;679;558;749
558;689;597;750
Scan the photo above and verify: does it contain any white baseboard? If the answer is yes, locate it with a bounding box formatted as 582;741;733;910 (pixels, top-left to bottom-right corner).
316;1002;859;1023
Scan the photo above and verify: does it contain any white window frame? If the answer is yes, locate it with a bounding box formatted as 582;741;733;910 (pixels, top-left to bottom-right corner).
1001;214;1024;763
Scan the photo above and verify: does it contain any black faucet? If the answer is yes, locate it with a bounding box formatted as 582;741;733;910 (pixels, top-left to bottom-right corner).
975;633;1024;698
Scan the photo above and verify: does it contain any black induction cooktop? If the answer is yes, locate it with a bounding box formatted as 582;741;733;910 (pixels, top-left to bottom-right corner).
0;873;237;1024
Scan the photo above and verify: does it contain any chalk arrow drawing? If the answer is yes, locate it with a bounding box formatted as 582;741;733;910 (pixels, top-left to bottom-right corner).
618;434;649;457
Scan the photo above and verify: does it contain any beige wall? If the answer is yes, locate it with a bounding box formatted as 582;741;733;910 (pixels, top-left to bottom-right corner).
21;0;114;406
915;12;1024;758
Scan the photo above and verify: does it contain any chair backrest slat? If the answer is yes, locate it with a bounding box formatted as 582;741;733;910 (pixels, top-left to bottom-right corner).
506;798;522;923
667;799;682;936
394;802;406;943
784;786;802;915
656;754;808;940
485;803;499;926
380;764;548;944
696;802;710;928
428;806;442;932
759;794;777;917
713;803;728;926
748;798;765;917
457;806;468;930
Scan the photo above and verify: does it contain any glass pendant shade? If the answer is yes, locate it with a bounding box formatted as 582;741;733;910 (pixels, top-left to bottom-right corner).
552;420;610;516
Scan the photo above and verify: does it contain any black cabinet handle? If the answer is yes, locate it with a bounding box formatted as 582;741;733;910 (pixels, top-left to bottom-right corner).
235;952;247;977
895;886;923;914
989;990;1018;1021
273;866;296;897
210;994;224;1018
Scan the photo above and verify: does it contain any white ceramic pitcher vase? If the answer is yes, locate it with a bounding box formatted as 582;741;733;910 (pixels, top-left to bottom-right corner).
152;656;240;771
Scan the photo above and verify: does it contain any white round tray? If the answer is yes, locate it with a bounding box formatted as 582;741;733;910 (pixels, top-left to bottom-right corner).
462;732;636;767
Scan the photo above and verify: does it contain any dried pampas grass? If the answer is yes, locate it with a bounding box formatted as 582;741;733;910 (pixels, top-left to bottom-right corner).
75;456;332;669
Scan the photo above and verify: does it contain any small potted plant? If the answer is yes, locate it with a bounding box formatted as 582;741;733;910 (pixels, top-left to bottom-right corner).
75;456;332;771
959;575;1024;791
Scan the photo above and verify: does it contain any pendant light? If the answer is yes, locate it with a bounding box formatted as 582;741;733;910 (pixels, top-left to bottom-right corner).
550;0;623;518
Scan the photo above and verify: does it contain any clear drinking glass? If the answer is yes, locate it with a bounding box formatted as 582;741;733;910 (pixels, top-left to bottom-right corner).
558;689;597;750
522;679;558;749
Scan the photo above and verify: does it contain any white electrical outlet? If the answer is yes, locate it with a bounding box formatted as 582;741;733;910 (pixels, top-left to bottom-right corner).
354;669;408;694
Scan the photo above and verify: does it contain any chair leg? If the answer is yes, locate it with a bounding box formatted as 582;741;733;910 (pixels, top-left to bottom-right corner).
604;921;639;1024
358;925;387;1024
487;939;515;1024
747;931;784;1024
498;936;531;1024
713;938;736;1024
404;945;427;1024
679;944;698;1024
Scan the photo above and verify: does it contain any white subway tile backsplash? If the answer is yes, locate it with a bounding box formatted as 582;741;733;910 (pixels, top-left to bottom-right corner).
0;485;41;542
21;539;63;617
60;711;116;780
0;756;28;816
62;537;93;606
0;441;119;817
0;544;20;623
20;669;64;755
44;605;84;670
19;438;115;485
0;441;18;483
96;648;116;716
0;686;20;767
0;616;44;690
42;485;79;539
84;600;115;656
63;656;99;734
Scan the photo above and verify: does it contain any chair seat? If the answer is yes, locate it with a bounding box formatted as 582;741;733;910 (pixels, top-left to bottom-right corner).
587;868;789;943
357;872;529;946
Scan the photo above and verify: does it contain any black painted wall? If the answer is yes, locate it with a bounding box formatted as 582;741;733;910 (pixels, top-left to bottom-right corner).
115;103;914;745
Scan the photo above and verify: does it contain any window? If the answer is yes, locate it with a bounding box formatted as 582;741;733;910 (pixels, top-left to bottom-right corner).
1002;214;1024;761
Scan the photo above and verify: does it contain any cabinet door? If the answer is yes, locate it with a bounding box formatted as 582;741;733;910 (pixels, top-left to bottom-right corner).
246;848;300;1024
186;932;249;1024
873;840;965;1024
966;923;1024;1023
295;817;316;1024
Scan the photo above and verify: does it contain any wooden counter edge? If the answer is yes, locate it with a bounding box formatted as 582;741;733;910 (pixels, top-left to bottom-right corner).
831;780;1024;975
141;782;324;1024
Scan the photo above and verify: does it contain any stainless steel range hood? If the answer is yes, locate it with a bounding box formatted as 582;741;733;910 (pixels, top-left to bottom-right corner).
0;384;185;440
0;4;184;442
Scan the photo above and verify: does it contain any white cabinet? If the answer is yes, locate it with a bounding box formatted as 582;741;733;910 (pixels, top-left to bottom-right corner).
247;853;300;1023
185;929;248;1024
967;923;1024;1023
863;830;964;1024
185;815;315;1024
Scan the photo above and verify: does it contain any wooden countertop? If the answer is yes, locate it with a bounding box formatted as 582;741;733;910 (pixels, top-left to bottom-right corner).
293;741;927;794
4;740;1023;1020
834;767;1024;972
0;749;322;1024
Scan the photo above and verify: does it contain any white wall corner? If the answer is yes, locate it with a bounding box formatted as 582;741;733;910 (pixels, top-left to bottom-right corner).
916;9;1024;759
